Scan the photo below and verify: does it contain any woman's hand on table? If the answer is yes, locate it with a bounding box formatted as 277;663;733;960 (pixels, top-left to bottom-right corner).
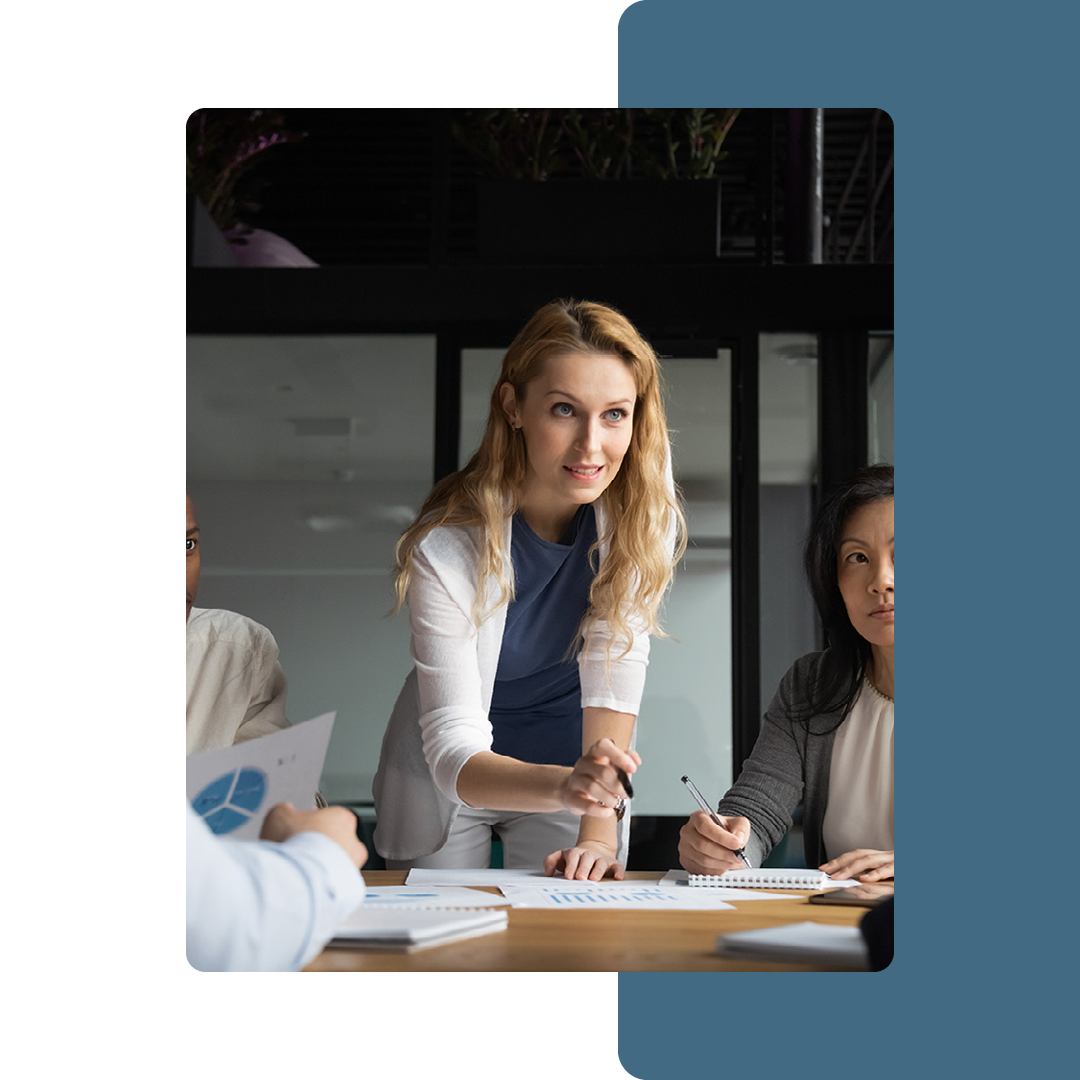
544;840;625;881
557;738;639;818
678;811;751;875
820;849;894;881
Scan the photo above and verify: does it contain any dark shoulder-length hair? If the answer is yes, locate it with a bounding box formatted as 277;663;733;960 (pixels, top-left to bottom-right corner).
802;463;894;722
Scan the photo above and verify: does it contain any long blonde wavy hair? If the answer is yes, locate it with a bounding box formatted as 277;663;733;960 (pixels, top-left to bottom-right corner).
393;298;687;660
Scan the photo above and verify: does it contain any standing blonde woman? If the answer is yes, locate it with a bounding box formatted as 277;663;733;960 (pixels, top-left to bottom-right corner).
373;299;685;879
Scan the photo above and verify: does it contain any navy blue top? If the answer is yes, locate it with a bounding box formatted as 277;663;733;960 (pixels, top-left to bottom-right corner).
488;505;598;767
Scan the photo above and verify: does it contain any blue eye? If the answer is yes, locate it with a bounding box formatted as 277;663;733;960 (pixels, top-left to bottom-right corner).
603;408;628;421
552;402;574;417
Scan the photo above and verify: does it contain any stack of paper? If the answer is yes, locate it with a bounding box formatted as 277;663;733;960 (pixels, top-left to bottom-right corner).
330;908;509;952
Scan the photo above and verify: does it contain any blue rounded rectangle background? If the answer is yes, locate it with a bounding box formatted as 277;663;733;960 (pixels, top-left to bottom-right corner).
617;1;1071;1075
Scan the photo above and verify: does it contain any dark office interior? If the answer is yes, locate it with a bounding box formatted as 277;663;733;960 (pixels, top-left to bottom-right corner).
187;107;893;870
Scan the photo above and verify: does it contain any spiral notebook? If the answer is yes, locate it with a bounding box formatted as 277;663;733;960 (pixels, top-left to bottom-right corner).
689;869;858;889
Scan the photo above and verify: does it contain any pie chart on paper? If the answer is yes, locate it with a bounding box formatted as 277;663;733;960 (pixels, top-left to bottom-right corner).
191;767;268;834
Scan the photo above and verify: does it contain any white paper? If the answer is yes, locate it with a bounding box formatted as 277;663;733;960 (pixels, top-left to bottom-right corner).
358;885;509;910
332;908;509;947
659;870;691;886
406;867;584;888
498;883;736;910
186;712;336;840
405;868;673;888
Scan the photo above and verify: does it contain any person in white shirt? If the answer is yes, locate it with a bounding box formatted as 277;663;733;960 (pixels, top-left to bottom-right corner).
678;465;894;883
187;801;367;971
186;494;291;756
373;300;686;880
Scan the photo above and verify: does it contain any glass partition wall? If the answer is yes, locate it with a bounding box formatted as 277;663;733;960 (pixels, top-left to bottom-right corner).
186;334;437;807
869;332;895;465
758;333;820;709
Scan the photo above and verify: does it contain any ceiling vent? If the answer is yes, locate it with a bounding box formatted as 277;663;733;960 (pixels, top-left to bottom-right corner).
291;418;351;437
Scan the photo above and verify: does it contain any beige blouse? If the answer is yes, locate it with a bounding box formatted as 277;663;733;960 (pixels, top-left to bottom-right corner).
186;607;290;755
821;679;894;858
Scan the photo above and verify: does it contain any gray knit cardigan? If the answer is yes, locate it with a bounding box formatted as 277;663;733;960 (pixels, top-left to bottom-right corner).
717;651;848;869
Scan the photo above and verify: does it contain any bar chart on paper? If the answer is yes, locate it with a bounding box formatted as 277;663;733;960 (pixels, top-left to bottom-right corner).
498;884;735;910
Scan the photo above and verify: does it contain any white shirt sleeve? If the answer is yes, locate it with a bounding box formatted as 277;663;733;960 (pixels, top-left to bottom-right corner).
578;613;651;713
186;806;365;971
408;542;497;804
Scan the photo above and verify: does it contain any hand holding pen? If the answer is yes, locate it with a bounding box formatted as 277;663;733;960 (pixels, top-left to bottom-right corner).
559;738;638;818
679;775;752;874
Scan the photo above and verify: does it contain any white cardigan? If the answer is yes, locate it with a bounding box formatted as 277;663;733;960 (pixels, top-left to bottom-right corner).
372;499;652;862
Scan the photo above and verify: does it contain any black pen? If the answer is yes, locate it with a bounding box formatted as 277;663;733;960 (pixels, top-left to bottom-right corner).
680;774;751;868
612;767;634;820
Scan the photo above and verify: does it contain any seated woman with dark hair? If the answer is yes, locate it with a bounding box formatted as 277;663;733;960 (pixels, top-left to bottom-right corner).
679;464;894;882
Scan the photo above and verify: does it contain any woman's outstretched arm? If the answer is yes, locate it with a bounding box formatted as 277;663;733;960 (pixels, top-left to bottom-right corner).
456;723;637;817
543;708;638;880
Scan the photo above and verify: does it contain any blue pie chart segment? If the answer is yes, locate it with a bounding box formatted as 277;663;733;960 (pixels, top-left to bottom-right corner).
192;768;268;834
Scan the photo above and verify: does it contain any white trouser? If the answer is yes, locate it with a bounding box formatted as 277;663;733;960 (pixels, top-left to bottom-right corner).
386;805;581;870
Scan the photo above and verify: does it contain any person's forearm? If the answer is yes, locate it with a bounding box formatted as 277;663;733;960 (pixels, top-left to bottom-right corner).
455;708;638;817
575;813;618;852
456;752;571;811
574;707;636;851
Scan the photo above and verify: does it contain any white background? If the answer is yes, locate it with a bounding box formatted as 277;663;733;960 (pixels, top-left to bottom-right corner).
5;3;639;1079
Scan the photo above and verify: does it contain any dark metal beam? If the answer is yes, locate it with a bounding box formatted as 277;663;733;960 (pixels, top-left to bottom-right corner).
434;335;462;483
818;327;870;494
784;108;824;264
731;331;761;770
756;109;776;265
188;264;893;335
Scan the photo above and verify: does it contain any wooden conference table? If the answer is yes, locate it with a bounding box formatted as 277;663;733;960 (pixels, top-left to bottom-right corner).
304;871;887;972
